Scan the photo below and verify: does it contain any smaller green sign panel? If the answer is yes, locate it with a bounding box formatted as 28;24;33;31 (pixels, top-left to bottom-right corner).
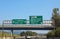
12;19;27;24
29;16;43;24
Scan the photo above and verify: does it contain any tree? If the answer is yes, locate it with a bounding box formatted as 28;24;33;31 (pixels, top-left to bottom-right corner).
47;30;55;37
20;31;37;36
52;8;60;27
47;27;60;37
26;31;37;36
47;8;60;39
20;31;25;36
55;27;60;37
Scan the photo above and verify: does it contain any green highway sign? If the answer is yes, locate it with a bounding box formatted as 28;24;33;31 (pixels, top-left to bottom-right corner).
12;19;27;24
29;16;43;24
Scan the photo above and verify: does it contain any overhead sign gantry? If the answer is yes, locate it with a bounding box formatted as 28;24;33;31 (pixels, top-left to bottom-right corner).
12;16;43;24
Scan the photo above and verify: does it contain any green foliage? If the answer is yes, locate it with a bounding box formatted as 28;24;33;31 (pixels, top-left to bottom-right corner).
52;8;60;27
20;31;26;36
48;8;60;37
20;31;37;36
55;27;60;37
47;27;60;37
47;30;55;37
26;31;37;36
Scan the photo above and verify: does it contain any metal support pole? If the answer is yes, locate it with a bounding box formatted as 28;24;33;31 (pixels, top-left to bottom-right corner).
2;21;4;39
11;29;13;39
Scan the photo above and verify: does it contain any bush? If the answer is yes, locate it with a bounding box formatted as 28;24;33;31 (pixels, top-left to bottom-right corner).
47;27;60;37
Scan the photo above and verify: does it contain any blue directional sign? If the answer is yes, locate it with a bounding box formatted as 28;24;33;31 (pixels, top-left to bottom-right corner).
29;16;43;24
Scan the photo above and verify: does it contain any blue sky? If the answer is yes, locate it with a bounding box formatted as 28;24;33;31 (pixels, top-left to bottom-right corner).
0;0;60;23
0;0;60;34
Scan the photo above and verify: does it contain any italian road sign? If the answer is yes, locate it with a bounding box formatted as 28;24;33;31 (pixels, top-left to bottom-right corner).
29;16;43;24
12;19;27;24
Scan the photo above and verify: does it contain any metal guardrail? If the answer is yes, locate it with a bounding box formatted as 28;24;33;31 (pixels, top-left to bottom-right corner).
2;20;52;28
0;20;54;28
0;24;54;28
